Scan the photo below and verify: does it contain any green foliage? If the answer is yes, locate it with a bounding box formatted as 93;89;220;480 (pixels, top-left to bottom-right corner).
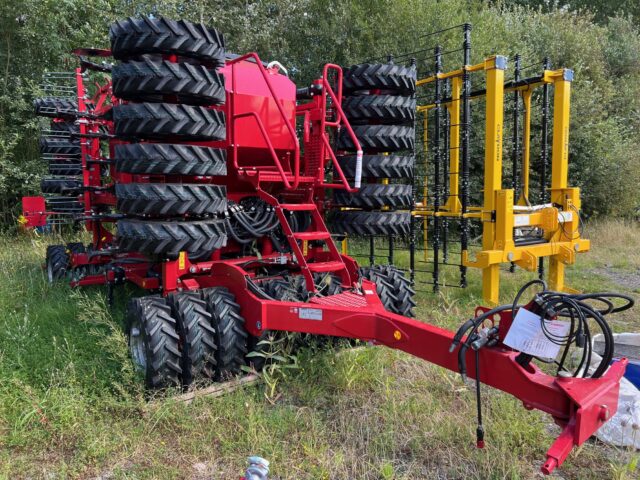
0;0;639;222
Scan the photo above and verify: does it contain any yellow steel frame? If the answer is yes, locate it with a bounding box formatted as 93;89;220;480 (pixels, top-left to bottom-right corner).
414;57;589;304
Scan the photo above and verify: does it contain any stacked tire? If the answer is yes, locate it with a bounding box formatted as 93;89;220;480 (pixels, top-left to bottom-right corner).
330;62;417;236
109;17;229;261
34;98;84;214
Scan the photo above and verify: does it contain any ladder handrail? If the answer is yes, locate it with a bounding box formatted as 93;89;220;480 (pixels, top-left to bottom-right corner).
233;111;292;189
321;64;363;192
228;53;301;189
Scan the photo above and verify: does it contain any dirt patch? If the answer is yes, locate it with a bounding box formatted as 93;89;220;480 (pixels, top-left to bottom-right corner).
591;267;640;291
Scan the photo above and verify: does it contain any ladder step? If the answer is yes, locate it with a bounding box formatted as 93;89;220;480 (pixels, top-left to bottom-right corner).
280;203;316;211
259;173;316;183
307;261;345;273
293;231;331;241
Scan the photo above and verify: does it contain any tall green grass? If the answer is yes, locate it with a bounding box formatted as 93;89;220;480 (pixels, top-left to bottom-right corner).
0;225;637;479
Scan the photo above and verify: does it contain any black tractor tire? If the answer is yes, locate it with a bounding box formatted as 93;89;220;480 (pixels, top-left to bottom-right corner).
332;184;413;209
312;272;343;296
50;121;79;134
167;292;217;386
336;154;414;179
113;103;226;141
116;218;227;260
66;242;85;254
360;266;397;313
41;178;83;196
127;296;182;389
200;287;248;380
46;197;83;213
342;95;415;125
39;138;81;156
114;143;226;176
34;97;78;119
112;57;225;105
338;124;414;153
71;264;106;282
110;17;225;65
49;160;82;176
261;277;300;301
379;265;416;317
46;245;69;282
343;63;417;95
115;183;227;217
330;211;411;236
360;265;416;317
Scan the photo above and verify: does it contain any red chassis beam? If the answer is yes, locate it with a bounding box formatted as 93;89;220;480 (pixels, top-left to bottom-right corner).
186;261;625;475
66;251;625;473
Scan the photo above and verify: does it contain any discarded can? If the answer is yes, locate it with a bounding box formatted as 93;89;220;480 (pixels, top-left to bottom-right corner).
241;456;269;480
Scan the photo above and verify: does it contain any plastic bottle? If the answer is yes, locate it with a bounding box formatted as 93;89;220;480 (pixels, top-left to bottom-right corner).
241;456;269;480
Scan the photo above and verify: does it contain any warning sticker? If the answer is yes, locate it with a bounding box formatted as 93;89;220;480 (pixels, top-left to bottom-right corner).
503;308;570;359
299;307;323;321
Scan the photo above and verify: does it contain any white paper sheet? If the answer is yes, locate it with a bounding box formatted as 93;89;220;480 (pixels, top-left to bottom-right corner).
503;307;570;359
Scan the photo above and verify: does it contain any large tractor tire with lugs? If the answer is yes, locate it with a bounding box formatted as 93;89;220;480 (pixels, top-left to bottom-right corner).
200;287;249;380
114;143;227;176
330;211;411;236
113;103;226;141
45;245;69;282
112;58;225;105
33;97;78;119
336;154;414;179
332;184;413;209
379;265;416;317
45;197;83;213
167;292;217;387
40;178;83;196
127;296;182;389
39;138;81;156
115;183;227;217
342;95;416;125
342;63;417;95
50;121;79;134
48;159;83;176
360;265;416;317
116;218;227;260
338;124;414;153
110;17;225;65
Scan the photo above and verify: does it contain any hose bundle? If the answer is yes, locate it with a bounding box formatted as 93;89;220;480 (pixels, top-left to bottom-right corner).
225;198;279;245
452;279;634;379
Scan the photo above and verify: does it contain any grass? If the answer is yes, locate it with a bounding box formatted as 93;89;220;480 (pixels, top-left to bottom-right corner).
0;219;639;479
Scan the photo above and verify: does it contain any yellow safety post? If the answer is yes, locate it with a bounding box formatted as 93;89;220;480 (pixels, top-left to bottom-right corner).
517;88;533;206
548;69;572;292
445;76;462;213
480;56;506;305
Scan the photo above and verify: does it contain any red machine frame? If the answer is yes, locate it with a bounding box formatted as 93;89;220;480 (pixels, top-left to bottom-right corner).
36;47;625;475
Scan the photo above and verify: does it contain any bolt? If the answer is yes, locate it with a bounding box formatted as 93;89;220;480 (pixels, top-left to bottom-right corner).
599;405;610;422
256;321;262;330
189;266;197;273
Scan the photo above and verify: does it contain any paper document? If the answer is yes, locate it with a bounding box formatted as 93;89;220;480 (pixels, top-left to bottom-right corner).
503;308;571;359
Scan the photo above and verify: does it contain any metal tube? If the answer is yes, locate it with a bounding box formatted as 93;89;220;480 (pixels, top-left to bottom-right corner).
369;235;375;266
409;58;417;283
460;23;472;288
433;46;443;292
510;54;521;274
539;57;550;280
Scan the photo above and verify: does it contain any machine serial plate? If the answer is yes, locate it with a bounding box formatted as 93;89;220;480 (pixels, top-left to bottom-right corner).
299;307;323;321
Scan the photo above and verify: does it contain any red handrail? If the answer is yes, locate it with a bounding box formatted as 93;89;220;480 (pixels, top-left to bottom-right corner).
233;112;292;189
321;64;363;192
228;53;300;189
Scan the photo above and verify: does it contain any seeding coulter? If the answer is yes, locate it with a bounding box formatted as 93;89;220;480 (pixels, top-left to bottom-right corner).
31;17;632;475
